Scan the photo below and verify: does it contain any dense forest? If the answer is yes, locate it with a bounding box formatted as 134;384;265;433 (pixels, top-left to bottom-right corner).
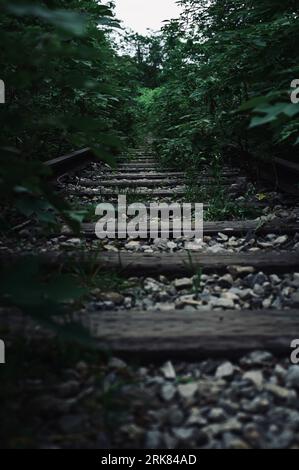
137;0;299;168
1;0;299;230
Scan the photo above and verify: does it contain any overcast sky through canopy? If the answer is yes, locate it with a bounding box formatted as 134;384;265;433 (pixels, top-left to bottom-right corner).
114;0;181;34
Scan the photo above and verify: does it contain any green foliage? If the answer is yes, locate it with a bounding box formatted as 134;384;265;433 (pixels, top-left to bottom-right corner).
134;86;162;138
0;0;139;229
144;0;299;168
126;33;164;89
0;257;94;345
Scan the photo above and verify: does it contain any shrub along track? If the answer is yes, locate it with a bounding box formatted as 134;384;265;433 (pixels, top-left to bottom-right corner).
3;146;299;449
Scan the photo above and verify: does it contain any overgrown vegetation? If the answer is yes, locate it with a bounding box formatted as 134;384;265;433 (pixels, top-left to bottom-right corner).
0;0;139;230
135;0;299;169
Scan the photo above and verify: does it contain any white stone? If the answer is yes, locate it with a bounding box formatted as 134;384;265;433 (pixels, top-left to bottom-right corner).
208;245;224;254
244;371;264;389
167;242;177;250
228;266;255;276
217;233;229;241
160;361;176;380
174;278;193;289
67;238;81;245
104;245;119;252
274;235;288;245
125;241;141;250
216;362;235;379
214;297;235;309
185;242;203;251
178;383;198;400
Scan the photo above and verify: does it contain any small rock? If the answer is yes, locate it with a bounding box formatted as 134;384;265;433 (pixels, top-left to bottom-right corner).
214;297;235;309
160;361;176;380
265;384;294;401
186;408;208;427
121;424;144;441
144;278;161;293
176;295;202;308
218;274;234;288
222;433;250;449
240;351;273;366
203;419;242;436
253;284;264;296
270;274;281;285
167;241;177;250
100;292;124;305
274;364;287;380
138;367;148;377
208;408;226;422
215;362;235;379
185;242;203;252
197;378;225;399
172;427;195;443
178;382;198;400
230;287;252;300
125;241;141;250
243;423;261;446
160;384;176;402
163;432;178;449
108;357;127;370
208;245;224;254
157;302;176;312
145;430;162;449
243;371;264;389
286;366;299;389
242;397;270;413
228;266;255;277
272;431;295;449
156;291;170;301
167;407;185;426
274;235;288;245
104;245;119;252
174;278;193;290
253;272;267;285
262;297;272;308
218;233;229;241
67;238;81;245
228;237;240;247
124;297;132;308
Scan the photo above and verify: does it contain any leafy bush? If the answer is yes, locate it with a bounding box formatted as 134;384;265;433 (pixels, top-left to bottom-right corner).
144;0;299;168
0;0;139;228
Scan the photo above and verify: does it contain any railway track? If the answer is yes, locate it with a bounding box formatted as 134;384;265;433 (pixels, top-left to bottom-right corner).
22;145;298;358
3;145;299;450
